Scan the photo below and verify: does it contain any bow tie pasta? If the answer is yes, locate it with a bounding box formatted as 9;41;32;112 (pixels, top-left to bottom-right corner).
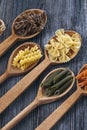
45;29;81;62
12;45;42;71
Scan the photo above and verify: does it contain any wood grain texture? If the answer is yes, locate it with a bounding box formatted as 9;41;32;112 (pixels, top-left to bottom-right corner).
0;0;87;130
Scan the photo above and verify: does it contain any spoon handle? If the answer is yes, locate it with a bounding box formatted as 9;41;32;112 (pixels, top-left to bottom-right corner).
0;34;17;57
35;88;83;130
0;71;10;84
1;99;39;130
0;58;50;113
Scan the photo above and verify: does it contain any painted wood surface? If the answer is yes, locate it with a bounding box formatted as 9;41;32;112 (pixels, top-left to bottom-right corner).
0;0;87;130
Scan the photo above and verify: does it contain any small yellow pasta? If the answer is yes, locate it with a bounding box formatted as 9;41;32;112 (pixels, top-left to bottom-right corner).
12;45;42;71
45;29;81;62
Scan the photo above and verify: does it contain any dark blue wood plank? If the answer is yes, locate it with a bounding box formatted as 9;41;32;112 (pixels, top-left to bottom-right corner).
0;0;87;130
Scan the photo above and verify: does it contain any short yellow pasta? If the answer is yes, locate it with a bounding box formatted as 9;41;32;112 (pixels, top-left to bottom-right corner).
45;29;81;62
12;45;42;71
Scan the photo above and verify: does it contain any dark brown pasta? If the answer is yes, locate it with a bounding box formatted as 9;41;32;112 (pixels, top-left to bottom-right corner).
13;10;46;37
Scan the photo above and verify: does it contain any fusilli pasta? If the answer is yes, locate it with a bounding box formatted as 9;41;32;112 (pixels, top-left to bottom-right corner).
12;45;42;71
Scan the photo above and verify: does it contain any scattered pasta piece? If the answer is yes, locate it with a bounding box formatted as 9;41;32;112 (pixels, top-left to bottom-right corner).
12;45;42;71
45;29;81;62
0;19;6;35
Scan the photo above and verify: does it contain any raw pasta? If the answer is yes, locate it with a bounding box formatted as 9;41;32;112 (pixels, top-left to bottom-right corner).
12;45;42;71
0;19;6;35
45;29;81;62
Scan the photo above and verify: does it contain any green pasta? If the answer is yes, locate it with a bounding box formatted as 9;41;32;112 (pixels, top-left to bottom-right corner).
42;68;74;97
41;69;63;87
43;75;73;96
54;79;73;95
53;69;69;84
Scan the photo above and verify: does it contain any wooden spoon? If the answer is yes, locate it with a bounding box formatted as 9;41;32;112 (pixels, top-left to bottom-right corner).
0;9;47;57
0;30;81;113
1;68;75;130
0;42;42;84
35;64;87;130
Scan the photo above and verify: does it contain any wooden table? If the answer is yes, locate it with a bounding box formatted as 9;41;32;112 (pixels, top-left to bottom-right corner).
0;0;87;130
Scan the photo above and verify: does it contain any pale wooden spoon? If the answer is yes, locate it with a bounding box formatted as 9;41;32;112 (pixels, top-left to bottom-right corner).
0;42;42;84
1;68;75;130
35;64;87;130
0;9;47;57
0;30;81;113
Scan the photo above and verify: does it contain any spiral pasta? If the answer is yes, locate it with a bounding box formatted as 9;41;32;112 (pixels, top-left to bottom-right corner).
12;45;42;71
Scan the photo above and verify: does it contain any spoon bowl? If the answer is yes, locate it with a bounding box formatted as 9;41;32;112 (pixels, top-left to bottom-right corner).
8;42;42;75
0;9;47;57
1;68;75;130
37;68;75;104
77;64;87;95
0;42;42;84
45;30;82;64
12;9;47;39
